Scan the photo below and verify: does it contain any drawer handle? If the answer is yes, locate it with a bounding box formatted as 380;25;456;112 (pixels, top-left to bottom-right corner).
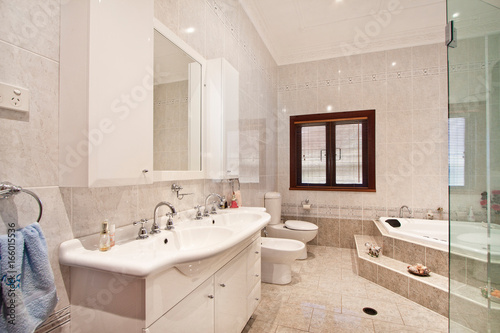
255;298;259;301
208;295;214;299
255;251;259;254
255;274;259;277
219;283;226;287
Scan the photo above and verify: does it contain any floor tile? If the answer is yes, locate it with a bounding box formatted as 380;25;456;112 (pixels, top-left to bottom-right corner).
287;289;342;312
397;301;448;331
242;318;278;333
275;305;314;331
251;245;449;333
310;309;375;333
341;295;404;324
276;326;309;333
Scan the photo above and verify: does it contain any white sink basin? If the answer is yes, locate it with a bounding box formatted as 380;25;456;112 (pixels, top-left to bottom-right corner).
175;226;233;250
59;209;270;277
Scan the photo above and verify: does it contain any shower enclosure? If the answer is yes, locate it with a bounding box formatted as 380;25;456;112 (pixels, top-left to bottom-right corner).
447;0;500;332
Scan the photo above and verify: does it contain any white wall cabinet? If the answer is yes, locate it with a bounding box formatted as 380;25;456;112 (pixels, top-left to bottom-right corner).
59;0;154;187
205;58;240;180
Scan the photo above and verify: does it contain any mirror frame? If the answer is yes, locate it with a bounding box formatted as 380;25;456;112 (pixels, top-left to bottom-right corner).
153;17;206;181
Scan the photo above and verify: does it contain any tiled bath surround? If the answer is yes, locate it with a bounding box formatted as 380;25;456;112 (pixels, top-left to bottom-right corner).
0;0;277;331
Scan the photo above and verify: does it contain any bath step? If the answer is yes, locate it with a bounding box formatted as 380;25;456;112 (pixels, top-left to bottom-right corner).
354;235;449;317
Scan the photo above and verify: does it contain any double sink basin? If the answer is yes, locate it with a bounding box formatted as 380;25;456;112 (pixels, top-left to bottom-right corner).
59;208;270;277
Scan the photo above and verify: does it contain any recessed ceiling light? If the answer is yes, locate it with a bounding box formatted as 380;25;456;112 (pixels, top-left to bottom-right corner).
452;12;460;18
185;27;195;34
391;62;397;66
327;105;333;111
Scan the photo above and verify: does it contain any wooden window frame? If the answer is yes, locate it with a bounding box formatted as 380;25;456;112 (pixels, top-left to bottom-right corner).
290;110;376;192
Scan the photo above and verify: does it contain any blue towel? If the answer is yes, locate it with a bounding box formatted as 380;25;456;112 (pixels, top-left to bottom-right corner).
0;223;58;333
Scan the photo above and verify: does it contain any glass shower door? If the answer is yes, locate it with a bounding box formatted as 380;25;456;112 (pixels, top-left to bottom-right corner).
447;0;500;332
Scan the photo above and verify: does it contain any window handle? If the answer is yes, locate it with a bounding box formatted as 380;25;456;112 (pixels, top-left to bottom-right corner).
336;148;342;161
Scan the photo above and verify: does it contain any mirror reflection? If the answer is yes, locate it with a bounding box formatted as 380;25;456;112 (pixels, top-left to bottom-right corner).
153;30;202;171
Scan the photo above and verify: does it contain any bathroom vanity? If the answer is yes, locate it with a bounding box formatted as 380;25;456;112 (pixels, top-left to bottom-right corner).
60;210;268;332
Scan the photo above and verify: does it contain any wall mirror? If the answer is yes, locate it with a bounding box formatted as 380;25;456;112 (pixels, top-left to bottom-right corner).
153;18;205;181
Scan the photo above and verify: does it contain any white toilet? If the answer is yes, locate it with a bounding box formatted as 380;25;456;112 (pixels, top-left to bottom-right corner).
264;192;318;259
261;237;304;284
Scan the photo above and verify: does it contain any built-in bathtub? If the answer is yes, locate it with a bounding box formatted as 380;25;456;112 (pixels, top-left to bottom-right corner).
378;217;500;262
378;217;448;251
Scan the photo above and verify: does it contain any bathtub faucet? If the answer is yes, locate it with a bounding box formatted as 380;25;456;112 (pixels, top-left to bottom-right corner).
399;205;412;218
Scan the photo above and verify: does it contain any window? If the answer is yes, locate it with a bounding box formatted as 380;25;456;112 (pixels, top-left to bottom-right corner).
290;110;376;191
448;117;465;187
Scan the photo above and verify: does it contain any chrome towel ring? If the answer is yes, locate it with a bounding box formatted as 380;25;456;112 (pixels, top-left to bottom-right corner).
0;182;43;222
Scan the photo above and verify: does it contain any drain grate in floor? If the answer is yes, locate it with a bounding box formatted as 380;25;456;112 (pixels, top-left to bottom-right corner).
362;307;378;316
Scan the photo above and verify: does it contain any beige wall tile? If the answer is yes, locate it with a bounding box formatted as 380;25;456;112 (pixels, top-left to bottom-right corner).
0;0;60;61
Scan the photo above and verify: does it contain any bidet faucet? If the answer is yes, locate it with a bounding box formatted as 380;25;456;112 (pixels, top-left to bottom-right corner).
399;205;412;218
153;201;177;232
204;193;223;216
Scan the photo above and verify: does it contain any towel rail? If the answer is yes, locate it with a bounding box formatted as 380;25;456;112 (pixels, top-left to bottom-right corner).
0;182;43;222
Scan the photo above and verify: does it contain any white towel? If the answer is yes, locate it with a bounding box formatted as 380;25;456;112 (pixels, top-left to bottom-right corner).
0;223;58;333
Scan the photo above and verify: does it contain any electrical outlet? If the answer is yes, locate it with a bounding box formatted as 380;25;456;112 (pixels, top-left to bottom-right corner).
0;82;30;112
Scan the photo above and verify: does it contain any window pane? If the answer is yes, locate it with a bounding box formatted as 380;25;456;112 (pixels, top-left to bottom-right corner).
449;117;465;187
335;123;363;184
301;125;326;184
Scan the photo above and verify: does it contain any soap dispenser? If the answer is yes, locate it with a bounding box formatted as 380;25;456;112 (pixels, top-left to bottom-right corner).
99;219;111;251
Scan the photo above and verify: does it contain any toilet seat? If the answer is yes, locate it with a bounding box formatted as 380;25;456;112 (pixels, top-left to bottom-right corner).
284;220;318;231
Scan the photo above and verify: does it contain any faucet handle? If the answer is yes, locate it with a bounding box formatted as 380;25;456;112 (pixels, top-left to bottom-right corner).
194;205;203;220
165;213;175;230
133;219;149;239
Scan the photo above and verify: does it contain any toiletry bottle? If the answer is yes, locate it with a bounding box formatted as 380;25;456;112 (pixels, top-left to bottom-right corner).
219;196;227;209
468;206;475;222
99;219;111;251
230;192;239;208
109;224;115;247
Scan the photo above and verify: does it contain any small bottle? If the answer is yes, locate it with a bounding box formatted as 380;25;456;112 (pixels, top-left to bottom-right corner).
468;206;475;222
109;224;115;247
99;219;111;252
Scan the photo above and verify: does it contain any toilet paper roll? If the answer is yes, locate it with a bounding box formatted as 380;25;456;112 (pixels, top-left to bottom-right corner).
302;204;311;210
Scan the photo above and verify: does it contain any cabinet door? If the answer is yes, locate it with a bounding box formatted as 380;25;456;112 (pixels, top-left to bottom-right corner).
147;276;214;333
59;0;154;187
215;251;247;333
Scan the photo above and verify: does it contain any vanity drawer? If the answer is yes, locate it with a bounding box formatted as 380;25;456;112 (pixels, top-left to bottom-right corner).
247;238;261;269
247;258;261;294
247;282;261;318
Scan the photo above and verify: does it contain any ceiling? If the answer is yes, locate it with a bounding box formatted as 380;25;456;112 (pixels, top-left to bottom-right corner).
240;0;447;65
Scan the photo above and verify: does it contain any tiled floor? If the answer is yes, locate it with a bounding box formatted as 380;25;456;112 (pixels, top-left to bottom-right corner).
243;245;448;333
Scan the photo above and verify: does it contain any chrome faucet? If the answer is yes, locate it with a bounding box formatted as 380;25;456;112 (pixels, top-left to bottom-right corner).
153;201;177;232
399;205;412;218
204;193;223;216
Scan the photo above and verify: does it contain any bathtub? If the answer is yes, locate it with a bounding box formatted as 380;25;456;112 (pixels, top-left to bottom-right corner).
378;217;500;261
378;217;448;250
